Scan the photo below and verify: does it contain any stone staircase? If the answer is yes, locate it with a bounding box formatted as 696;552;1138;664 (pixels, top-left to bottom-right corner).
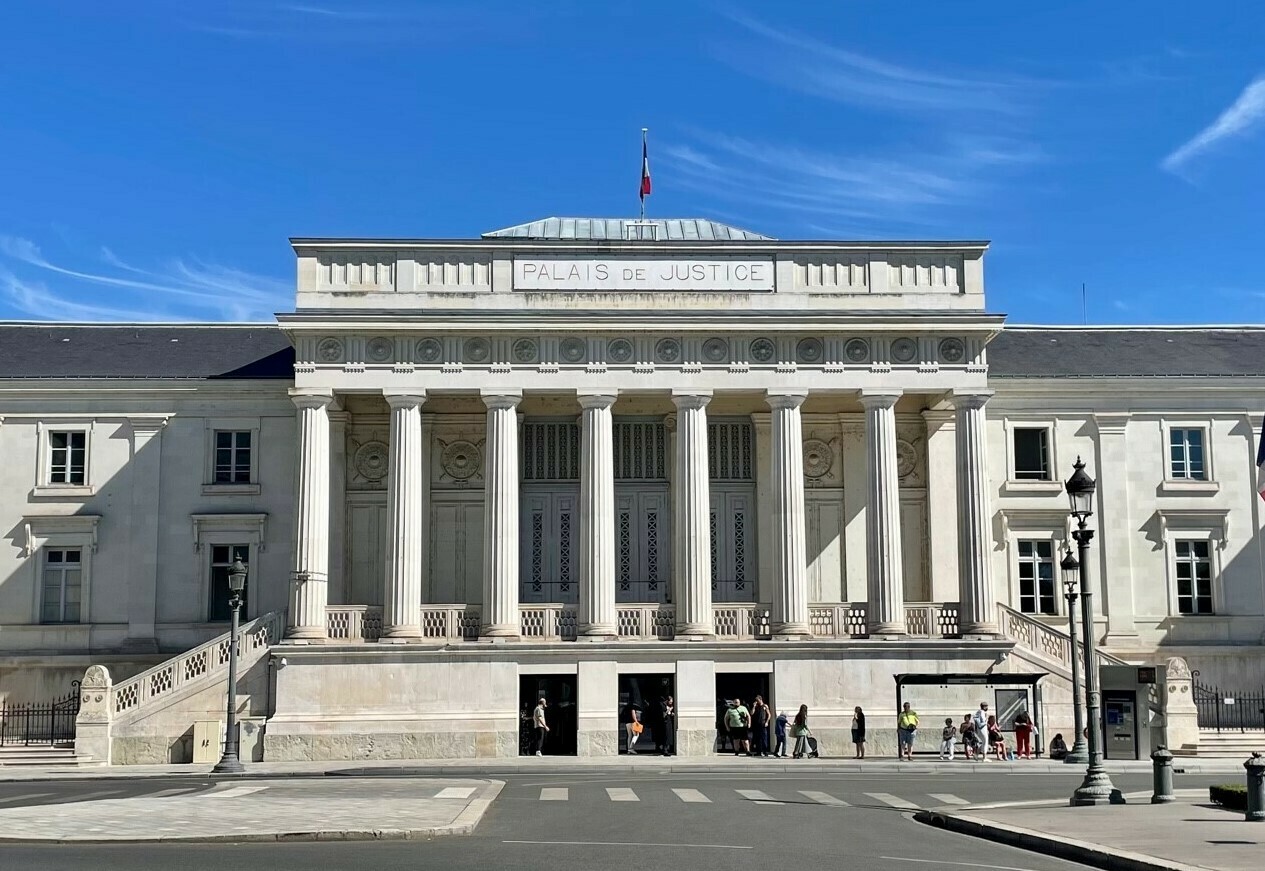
998;603;1133;679
0;745;93;767
1196;731;1265;758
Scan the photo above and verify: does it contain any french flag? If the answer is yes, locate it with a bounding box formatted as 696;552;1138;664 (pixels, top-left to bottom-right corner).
640;129;652;200
1257;414;1265;503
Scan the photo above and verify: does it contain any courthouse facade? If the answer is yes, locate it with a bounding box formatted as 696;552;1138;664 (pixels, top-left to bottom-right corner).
1;217;1263;761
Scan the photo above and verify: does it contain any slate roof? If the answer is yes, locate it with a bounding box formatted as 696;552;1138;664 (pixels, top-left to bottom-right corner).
988;328;1265;378
0;324;1261;381
0;324;294;379
482;217;773;241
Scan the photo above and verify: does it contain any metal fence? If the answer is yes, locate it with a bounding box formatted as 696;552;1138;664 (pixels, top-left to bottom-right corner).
0;682;81;747
1193;679;1265;732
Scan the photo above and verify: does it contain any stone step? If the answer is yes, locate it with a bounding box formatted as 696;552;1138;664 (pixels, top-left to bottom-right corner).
0;746;89;767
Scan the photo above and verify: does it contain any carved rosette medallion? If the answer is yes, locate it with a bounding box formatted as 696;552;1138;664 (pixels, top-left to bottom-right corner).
366;337;394;362
703;337;729;362
750;337;775;362
896;439;918;479
655;338;681;363
802;439;834;478
938;337;965;363
796;337;824;364
353;441;389;482
441;440;482;480
317;337;344;362
560;337;587;363
844;338;870;363
416;338;443;363
512;338;538;363
464;337;491;364
891;337;918;363
607;338;634;363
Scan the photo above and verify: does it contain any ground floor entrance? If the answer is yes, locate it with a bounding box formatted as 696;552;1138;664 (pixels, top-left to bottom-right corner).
714;672;772;754
618;673;675;753
519;674;578;756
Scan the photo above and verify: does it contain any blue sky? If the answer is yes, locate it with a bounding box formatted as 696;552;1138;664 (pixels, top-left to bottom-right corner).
1;1;1262;324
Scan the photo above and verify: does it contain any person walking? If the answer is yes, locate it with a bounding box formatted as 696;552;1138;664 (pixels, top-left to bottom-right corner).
624;703;643;755
939;717;958;761
791;704;810;758
774;709;789;758
532;697;549;757
659;695;676;757
897;701;919;761
751;695;771;757
851;706;867;759
1012;708;1034;759
725;699;751;756
972;702;990;739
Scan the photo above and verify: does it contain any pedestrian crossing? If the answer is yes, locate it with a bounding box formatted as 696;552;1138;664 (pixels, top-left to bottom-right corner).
526;786;973;809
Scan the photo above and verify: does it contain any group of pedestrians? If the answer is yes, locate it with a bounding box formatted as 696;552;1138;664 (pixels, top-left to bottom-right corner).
622;694;678;756
901;700;1040;761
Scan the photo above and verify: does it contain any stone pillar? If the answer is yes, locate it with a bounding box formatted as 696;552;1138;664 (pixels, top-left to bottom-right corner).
74;665;113;766
767;391;811;637
1094;414;1140;644
954;390;998;635
481;391;522;639
1162;656;1199;755
123;417;166;652
922;409;959;603
861;391;906;636
672;392;713;637
577;393;618;637
287;388;333;641
382;391;427;641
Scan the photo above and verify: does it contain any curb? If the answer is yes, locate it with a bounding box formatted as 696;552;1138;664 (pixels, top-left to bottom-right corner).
0;780;505;845
914;809;1212;871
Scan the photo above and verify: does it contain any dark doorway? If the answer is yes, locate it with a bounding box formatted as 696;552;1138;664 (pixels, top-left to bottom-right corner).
714;672;772;754
618;674;675;754
519;674;578;757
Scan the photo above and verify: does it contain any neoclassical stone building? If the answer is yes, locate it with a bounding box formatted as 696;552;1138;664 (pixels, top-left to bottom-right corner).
1;217;1262;762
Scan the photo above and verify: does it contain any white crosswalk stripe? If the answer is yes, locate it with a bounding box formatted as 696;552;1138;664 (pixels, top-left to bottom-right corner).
672;788;711;803
435;787;477;799
865;792;921;810
927;793;970;805
798;790;850;807
539;787;568;801
606;788;639;802
204;786;268;799
67;790;124;802
735;789;782;805
148;787;200;799
0;793;52;804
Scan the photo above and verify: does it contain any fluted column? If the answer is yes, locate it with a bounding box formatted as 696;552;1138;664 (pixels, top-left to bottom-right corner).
861;391;906;636
672;392;713;637
768;391;811;637
578;392;617;637
954;390;998;634
481;391;522;639
382;391;426;641
288;388;333;641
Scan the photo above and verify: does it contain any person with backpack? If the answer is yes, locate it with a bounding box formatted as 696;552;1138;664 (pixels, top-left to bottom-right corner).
791;704;810;758
724;698;751;756
774;710;789;758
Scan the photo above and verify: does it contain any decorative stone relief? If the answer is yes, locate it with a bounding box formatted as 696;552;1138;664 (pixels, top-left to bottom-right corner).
559;337;587;363
891;337;918;363
607;338;634;363
317;337;344;363
512;338;538;363
896;438;918;481
702;337;728;363
353;440;389;482
348;430;389;488
366;337;394;362
938;337;965;363
416;338;443;363
796;337;824;364
438;438;484;481
802;439;834;478
463;337;491;364
655;338;681;363
750;337;775;362
844;338;870;363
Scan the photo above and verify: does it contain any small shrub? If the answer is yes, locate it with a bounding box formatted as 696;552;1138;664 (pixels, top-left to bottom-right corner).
1209;783;1247;811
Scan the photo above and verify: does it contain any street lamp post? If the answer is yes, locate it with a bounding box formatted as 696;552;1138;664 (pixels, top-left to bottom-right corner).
1065;458;1119;806
1060;548;1088;765
212;559;248;774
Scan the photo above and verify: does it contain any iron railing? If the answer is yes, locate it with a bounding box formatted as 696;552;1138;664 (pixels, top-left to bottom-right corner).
0;682;80;746
1193;678;1265;732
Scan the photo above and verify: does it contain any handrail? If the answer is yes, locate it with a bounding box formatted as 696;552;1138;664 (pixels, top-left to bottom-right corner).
998;603;1131;669
112;610;284;720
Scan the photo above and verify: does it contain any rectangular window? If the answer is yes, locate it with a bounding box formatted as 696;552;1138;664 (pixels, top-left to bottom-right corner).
49;431;86;485
214;431;253;484
41;548;83;623
1169;428;1206;480
1017;540;1057;615
208;544;249;622
1174;540;1213;615
1012;428;1050;480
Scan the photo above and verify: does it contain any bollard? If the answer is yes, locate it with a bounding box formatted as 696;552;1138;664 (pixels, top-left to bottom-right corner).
1246;752;1265;822
1151;746;1175;804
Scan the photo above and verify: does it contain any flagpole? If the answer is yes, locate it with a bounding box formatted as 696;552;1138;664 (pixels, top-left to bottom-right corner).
640;128;648;221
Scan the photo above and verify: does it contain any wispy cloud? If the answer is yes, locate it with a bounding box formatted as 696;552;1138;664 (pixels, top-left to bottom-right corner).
0;238;289;322
187;2;490;41
1162;75;1265;173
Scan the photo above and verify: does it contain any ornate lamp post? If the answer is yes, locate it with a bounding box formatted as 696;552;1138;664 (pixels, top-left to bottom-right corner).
1060;547;1088;765
212;559;248;774
1065;458;1118;805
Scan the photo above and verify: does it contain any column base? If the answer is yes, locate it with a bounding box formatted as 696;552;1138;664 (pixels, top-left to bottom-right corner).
675;623;714;640
866;622;907;638
380;634;422;644
960;621;999;637
283;627;327;643
773;623;812;640
578;624;618;641
479;624;521;643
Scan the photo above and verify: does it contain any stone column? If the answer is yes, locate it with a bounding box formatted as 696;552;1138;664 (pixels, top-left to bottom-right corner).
288;388;333;641
767;391;811;637
382;391;427;641
577;392;618;638
481;391;522;639
861;391;906;636
672;392;713;637
954;391;998;634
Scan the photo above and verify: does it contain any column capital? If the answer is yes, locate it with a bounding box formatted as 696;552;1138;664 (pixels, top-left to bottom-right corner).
765;390;808;411
858;389;901;410
289;387;334;410
671;390;712;411
950;389;994;410
576;391;618;410
383;389;427;409
481;390;523;410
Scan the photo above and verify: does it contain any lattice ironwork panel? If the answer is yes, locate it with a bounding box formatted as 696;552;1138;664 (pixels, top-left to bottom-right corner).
707;422;753;481
614;422;667;480
523;422;580;481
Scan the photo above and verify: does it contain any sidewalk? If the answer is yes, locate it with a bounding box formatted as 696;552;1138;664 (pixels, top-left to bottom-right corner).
918;795;1259;871
0;754;1248;781
0;777;503;843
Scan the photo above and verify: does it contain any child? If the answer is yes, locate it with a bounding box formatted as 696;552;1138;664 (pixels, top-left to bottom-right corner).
774;710;789;758
939;717;958;760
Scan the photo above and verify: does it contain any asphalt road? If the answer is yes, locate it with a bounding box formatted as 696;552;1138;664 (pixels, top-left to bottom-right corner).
0;770;1227;871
